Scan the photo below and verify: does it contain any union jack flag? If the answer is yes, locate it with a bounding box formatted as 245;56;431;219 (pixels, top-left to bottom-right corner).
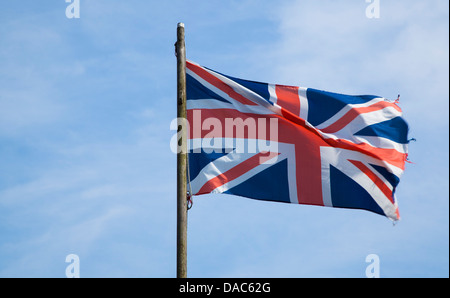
186;60;409;221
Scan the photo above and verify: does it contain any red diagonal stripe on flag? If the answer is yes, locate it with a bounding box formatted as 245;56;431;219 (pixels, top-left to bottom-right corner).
198;151;281;194
187;61;257;106
321;101;402;134
348;160;394;204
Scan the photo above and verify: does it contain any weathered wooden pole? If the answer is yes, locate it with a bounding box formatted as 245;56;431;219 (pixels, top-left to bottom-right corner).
176;22;188;278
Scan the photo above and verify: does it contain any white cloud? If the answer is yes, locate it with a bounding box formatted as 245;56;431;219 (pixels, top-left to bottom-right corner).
268;0;448;127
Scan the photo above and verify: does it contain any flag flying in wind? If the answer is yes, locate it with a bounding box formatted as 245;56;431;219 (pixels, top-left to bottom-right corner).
185;60;409;221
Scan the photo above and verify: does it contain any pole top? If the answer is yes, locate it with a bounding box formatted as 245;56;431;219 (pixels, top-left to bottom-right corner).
178;22;185;28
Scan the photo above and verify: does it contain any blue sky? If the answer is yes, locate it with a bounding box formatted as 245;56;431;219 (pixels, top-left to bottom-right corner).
0;0;448;277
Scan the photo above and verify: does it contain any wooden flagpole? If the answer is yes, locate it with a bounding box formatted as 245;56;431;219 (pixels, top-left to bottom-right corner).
176;22;188;278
